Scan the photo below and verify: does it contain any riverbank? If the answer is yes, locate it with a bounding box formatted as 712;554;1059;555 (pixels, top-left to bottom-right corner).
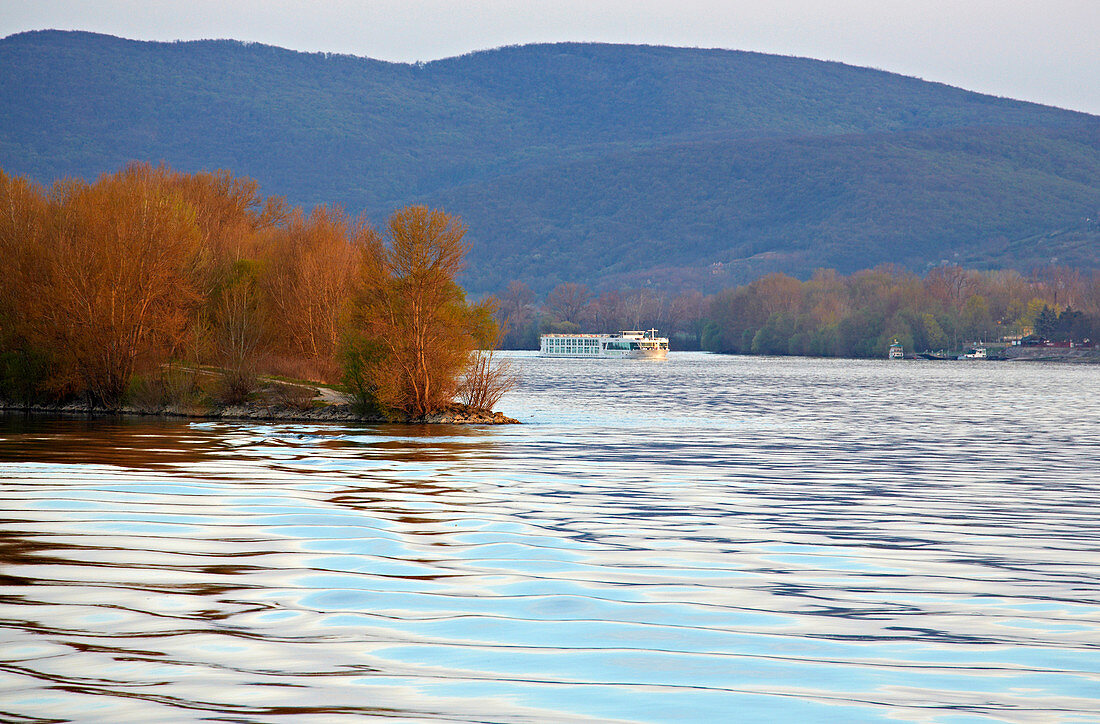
1004;346;1100;363
0;401;519;424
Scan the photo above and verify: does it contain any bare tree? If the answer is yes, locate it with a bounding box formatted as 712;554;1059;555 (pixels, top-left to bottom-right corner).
457;349;518;411
546;282;593;325
669;290;707;345
495;280;536;347
621;288;665;329
926;265;975;310
1032;265;1086;308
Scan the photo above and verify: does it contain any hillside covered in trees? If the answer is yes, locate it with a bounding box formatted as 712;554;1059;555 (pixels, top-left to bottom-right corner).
3;31;1100;294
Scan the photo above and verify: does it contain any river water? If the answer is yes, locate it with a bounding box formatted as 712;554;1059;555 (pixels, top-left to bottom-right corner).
1;353;1098;723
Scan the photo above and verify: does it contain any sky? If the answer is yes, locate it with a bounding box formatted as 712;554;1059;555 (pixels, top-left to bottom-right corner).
3;0;1099;115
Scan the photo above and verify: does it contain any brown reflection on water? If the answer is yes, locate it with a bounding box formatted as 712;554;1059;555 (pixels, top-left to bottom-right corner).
0;414;496;472
0;413;232;470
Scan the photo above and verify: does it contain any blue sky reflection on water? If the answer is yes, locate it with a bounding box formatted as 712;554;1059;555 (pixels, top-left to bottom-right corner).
1;353;1099;722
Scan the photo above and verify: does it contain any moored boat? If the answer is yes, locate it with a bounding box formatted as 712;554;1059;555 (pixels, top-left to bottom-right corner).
959;345;987;360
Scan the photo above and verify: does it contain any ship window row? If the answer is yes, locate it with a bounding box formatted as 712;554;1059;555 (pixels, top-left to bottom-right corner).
545;338;601;353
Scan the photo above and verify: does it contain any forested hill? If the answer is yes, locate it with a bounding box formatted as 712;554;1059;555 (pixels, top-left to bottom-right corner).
3;30;1099;294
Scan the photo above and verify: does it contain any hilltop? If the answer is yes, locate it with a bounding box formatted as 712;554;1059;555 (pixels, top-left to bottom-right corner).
3;30;1098;293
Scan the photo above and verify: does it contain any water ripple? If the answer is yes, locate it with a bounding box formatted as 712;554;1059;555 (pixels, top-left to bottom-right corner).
2;354;1099;722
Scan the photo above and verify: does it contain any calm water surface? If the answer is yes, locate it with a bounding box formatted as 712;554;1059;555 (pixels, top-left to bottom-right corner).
2;353;1099;722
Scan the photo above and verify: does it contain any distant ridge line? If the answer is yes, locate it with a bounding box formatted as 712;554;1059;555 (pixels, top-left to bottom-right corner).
2;29;1097;292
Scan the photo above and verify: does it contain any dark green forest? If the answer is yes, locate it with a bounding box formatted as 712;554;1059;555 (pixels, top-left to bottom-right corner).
433;126;1100;292
3;31;1099;295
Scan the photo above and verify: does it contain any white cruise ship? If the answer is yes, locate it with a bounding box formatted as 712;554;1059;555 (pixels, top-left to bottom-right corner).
539;329;669;359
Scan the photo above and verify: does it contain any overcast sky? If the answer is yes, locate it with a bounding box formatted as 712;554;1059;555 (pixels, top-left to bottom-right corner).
4;0;1098;114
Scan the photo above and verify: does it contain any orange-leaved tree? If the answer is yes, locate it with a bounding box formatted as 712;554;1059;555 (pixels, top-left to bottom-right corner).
0;171;57;402
263;206;364;380
41;165;202;406
347;206;499;417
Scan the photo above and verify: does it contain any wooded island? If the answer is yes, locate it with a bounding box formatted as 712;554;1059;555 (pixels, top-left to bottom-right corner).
0;164;515;421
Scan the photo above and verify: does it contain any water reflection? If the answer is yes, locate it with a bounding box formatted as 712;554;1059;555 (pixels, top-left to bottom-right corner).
2;354;1099;722
0;414;234;469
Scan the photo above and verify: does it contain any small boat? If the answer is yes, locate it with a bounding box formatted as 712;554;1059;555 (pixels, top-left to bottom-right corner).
539;329;669;359
888;340;904;359
959;345;987;360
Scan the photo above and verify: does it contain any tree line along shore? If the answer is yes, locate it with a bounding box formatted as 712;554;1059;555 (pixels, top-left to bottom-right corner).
0;164;516;421
494;267;1100;359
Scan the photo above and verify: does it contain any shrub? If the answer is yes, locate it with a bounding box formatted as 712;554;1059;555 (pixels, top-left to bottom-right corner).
128;364;204;411
339;334;388;418
0;348;57;406
259;354;341;385
215;367;258;406
273;382;317;411
457;350;517;411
